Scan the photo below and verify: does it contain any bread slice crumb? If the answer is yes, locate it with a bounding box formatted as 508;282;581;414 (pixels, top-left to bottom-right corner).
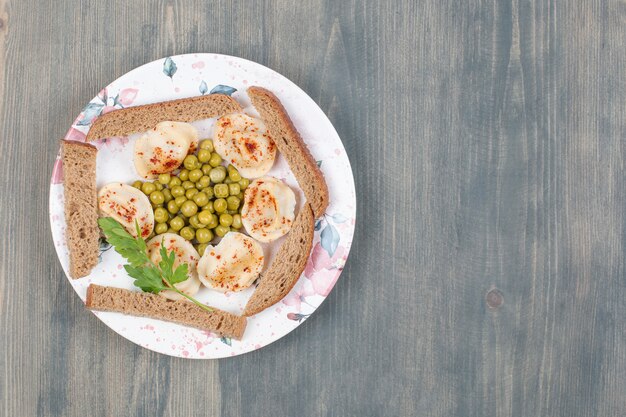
86;284;247;340
61;140;99;279
243;203;315;316
86;94;242;141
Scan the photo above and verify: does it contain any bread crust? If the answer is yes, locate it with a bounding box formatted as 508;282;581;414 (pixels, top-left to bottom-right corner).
61;139;99;279
85;284;247;339
243;203;315;316
247;86;329;217
86;94;242;141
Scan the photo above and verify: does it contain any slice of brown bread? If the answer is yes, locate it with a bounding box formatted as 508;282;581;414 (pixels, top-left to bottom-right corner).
61;140;99;279
247;86;329;218
85;94;242;141
243;203;315;316
85;284;247;340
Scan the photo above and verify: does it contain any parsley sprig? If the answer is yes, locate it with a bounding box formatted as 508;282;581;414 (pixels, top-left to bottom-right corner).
98;217;212;312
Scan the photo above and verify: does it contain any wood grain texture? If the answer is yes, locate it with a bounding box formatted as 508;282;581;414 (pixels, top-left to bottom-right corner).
1;0;626;416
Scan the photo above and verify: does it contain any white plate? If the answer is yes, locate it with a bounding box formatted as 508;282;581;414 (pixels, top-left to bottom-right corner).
49;53;356;358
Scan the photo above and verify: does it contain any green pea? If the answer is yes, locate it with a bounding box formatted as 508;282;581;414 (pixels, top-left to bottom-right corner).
229;170;242;182
198;210;213;225
158;173;171;185
167;200;179;214
171;185;185;198
209;152;222;167
141;182;156;195
199;139;214;152
180;200;198;217
196;243;209;256
228;183;240;196
155;223;169;235
180;226;195;241
201;164;212;175
182;180;195;190
189;214;203;229
174;196;187;207
132;180;143;189
183;155;199;170
209;167;226;183
193;192;209;207
227;209;238;215
162;188;173;202
238;178;250;190
179;169;189;181
226;196;241;210
225;178;234;185
170;216;185;231
207;214;219;229
219;213;233;227
232;214;243;229
185;188;198;199
189;168;203;183
214;198;227;213
196;228;213;244
214;184;229;198
153;181;163;191
154;207;169;224
149;190;165;205
198;149;212;163
237;192;244;201
214;225;229;237
204;187;214;200
198;175;211;189
169;177;182;187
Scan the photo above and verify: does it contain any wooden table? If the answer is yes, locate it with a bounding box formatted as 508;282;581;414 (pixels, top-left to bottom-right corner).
2;0;625;416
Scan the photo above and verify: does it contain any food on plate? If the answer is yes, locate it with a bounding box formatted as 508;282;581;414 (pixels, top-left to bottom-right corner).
243;203;315;316
146;233;201;300
133;139;250;254
241;176;296;242
85;284;247;339
134;121;199;179
213;113;276;178
248;86;329;217
98;217;218;309
197;232;264;292
74;86;329;339
86;93;242;141
61;140;100;279
98;182;154;238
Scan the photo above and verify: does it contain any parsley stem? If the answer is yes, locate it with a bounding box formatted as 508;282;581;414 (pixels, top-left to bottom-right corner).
170;288;214;312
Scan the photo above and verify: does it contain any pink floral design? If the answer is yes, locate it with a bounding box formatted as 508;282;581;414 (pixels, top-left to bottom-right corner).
102;105;116;114
51;158;63;184
64;127;86;142
282;281;315;311
304;243;347;296
117;88;139;106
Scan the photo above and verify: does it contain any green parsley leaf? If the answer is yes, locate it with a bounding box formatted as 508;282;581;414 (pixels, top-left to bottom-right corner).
97;217;213;312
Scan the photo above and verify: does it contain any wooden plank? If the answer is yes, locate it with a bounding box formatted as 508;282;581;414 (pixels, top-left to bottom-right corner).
1;0;626;416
